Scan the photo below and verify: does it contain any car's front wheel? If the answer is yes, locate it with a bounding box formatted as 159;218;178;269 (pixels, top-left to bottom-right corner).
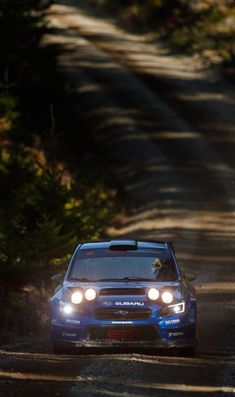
52;344;74;354
52;344;85;355
52;344;65;354
176;346;196;357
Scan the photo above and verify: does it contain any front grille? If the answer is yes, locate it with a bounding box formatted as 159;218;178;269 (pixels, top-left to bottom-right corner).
99;288;146;296
94;307;151;320
87;325;158;342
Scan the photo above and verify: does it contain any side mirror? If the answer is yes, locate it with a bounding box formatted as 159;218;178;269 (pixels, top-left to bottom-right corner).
183;272;196;282
51;273;64;283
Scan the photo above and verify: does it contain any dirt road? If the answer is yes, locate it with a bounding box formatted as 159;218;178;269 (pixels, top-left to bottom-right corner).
1;0;235;395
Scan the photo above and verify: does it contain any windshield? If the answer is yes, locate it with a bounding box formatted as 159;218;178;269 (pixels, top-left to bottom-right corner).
69;248;177;282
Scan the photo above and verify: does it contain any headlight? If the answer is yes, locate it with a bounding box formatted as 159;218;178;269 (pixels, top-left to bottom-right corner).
59;302;74;315
85;288;97;301
71;291;83;304
162;291;173;304
148;287;159;300
169;301;185;314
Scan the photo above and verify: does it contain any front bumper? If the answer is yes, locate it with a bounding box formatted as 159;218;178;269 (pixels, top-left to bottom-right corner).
51;295;197;350
51;322;197;349
52;338;197;350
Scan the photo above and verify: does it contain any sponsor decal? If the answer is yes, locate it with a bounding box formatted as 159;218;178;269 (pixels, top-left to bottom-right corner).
62;332;77;337
107;329;138;340
66;319;81;325
114;302;144;306
112;321;133;325
165;319;180;325
168;331;184;337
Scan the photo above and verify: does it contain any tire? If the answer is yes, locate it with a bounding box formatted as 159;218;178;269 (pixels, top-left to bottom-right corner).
52;345;73;354
52;344;84;355
178;346;196;357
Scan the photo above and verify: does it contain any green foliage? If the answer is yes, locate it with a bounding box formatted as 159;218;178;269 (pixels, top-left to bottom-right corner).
0;75;118;288
0;149;69;285
0;145;117;289
0;71;19;125
161;3;230;56
0;0;118;296
0;0;119;345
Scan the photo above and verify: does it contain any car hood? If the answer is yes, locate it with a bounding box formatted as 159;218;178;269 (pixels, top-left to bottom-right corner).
63;280;181;289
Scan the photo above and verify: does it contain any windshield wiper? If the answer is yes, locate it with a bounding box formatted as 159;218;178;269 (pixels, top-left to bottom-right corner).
97;277;153;281
70;277;154;282
122;277;153;281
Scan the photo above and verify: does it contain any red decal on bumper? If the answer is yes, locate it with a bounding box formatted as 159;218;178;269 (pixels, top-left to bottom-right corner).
107;329;138;340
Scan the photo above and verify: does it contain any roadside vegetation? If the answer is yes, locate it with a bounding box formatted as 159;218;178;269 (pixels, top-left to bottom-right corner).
0;0;119;344
90;0;235;64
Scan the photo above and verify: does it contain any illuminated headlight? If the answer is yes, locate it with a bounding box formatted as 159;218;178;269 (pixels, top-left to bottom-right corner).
169;301;185;314
59;302;74;315
148;287;160;301
162;291;174;304
71;291;83;304
85;288;97;301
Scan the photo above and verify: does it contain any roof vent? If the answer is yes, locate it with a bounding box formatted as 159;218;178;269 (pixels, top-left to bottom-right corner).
109;240;137;251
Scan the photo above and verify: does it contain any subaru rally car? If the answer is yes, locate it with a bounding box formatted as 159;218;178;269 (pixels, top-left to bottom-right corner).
50;240;198;355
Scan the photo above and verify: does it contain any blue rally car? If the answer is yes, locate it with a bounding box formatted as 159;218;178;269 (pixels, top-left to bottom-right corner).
50;240;198;355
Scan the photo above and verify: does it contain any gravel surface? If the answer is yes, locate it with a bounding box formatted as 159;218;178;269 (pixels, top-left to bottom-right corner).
1;1;235;396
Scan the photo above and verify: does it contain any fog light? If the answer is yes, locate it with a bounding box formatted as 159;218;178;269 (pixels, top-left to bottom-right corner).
71;291;83;304
59;302;74;315
85;288;97;301
148;287;159;301
162;291;173;304
63;304;73;314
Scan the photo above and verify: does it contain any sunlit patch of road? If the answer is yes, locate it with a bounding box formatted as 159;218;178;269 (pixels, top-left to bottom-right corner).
69;353;235;396
0;370;75;382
